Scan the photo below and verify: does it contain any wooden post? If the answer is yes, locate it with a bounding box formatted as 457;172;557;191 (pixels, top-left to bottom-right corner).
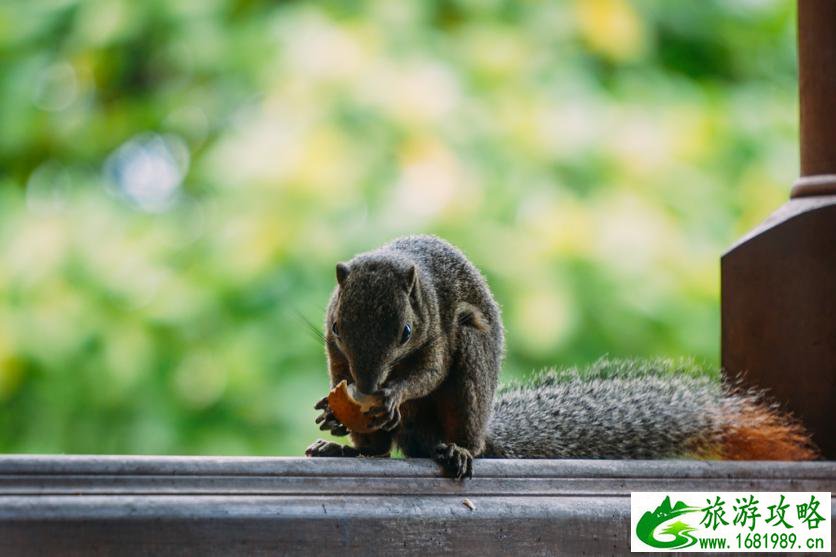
721;0;836;459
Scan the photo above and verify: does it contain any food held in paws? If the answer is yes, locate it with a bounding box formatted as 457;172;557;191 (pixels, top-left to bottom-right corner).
327;380;380;433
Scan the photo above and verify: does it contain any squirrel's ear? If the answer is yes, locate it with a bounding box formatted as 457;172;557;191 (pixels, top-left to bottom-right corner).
405;264;417;293
456;302;489;332
336;262;350;286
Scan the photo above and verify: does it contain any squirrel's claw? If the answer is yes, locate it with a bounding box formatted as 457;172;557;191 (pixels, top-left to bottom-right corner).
305;439;360;457
313;393;348;436
318;417;349;437
381;413;401;432
330;424;349;436
364;387;402;431
434;443;473;480
368;406;401;431
318;420;349;436
316;408;349;436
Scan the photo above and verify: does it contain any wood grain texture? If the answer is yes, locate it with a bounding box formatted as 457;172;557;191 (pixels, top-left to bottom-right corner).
722;197;836;459
0;456;834;556
798;0;836;177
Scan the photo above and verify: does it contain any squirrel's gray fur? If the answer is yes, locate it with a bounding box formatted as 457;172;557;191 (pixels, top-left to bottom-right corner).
487;358;747;459
306;235;815;477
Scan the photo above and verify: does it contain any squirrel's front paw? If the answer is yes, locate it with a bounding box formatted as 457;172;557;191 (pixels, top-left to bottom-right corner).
364;387;402;431
314;396;349;436
305;439;360;457
434;443;473;480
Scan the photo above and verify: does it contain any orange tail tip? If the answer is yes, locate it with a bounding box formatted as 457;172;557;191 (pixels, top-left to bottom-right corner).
719;402;819;461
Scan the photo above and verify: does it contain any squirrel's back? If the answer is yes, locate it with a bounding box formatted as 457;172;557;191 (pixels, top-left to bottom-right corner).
484;358;817;461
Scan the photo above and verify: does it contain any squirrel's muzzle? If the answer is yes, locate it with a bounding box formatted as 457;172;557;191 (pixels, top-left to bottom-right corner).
350;360;388;396
354;380;377;396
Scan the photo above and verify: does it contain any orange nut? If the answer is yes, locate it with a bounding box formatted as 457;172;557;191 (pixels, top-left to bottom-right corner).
327;380;380;434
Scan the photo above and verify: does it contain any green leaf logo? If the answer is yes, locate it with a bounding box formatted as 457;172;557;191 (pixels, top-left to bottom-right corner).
636;496;700;549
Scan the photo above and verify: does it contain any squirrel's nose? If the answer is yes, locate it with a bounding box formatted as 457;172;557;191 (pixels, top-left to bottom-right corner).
350;360;388;395
355;378;378;396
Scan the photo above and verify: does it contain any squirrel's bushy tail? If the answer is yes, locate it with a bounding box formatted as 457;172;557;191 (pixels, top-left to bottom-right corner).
483;358;817;461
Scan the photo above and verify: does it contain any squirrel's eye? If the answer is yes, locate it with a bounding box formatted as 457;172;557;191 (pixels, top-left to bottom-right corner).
331;322;339;337
400;324;412;344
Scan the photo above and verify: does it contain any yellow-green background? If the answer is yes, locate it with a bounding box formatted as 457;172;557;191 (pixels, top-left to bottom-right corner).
0;0;798;455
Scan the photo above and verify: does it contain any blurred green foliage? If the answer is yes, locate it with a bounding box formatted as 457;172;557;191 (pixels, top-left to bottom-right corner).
0;0;798;455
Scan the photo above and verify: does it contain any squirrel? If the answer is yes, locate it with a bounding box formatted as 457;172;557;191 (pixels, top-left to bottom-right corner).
305;235;817;478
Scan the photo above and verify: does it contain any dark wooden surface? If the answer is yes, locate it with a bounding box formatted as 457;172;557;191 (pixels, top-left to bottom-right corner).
1;456;834;556
721;0;836;458
722;196;836;458
797;0;836;182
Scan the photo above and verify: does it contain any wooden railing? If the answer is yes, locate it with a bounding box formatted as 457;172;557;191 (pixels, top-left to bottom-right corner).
1;455;834;555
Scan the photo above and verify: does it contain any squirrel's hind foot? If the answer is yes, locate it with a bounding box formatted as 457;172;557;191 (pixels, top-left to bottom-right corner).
305;439;360;457
434;443;473;480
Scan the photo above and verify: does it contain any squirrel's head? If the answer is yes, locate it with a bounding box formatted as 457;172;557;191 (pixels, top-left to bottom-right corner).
326;254;429;395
